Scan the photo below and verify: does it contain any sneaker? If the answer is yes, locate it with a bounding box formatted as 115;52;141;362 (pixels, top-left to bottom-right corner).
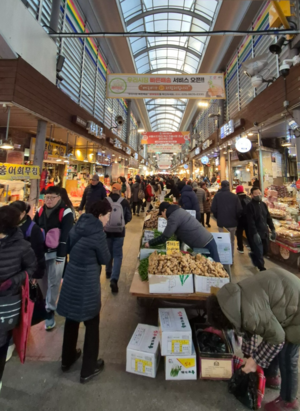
260;267;267;271
45;312;56;331
6;343;15;362
265;397;284;411
62;349;82;372
237;248;244;254
283;400;299;410
110;280;119;294
266;376;281;390
80;359;104;384
206;224;211;228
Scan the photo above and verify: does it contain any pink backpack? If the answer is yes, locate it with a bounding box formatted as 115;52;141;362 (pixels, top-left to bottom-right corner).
39;207;64;249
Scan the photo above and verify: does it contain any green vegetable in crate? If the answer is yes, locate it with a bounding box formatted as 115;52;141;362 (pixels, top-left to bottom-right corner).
138;257;149;281
164;197;173;203
170;366;182;377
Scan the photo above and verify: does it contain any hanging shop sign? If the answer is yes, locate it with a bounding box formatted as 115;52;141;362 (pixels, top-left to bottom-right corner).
202;139;213;150
0;163;40;180
147;144;182;153
220;120;234;139
30;138;66;161
235;138;252;153
107;74;225;99
201;156;209;165
141;132;190;145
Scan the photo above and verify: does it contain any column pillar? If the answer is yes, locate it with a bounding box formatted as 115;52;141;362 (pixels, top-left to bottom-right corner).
189;160;194;179
126;99;131;145
220;151;226;181
293;109;300;179
227;152;232;190
29;120;47;206
257;132;264;192
49;0;61;41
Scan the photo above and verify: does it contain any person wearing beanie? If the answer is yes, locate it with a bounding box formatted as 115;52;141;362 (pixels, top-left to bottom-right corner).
79;174;107;214
178;181;201;221
211;180;242;262
104;183;132;293
235;186;251;254
145;202;220;262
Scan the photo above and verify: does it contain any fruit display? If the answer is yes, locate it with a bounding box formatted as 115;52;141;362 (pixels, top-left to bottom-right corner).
148;251;228;277
144;210;159;228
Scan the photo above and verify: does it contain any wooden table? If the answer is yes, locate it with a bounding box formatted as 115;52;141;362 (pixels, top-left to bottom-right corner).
130;271;210;301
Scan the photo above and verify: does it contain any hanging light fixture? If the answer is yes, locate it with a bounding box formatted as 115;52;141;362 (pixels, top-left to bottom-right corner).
0;105;13;149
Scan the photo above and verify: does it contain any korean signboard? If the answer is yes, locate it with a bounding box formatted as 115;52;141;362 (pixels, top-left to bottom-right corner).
30;138;66;161
147;144;181;154
0;163;40;180
141;132;190;145
107;74;225;99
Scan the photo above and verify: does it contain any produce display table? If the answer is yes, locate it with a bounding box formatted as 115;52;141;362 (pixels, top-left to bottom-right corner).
130;270;210;301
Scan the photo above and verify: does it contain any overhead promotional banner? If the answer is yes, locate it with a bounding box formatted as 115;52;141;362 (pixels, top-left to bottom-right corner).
147;144;182;154
141;132;190;145
107;74;225;99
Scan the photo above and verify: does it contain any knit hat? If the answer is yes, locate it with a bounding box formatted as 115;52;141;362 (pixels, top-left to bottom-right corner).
221;180;230;188
112;183;121;191
91;174;99;181
192;182;198;189
135;175;141;183
236;185;244;194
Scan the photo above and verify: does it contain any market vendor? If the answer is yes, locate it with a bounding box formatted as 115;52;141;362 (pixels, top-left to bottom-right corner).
207;267;300;411
144;202;220;262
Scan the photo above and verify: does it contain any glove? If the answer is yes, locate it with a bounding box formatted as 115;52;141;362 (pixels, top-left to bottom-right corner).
271;230;276;241
254;233;262;246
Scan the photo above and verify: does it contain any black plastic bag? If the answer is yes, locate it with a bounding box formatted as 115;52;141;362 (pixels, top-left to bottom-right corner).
228;368;259;410
30;283;48;326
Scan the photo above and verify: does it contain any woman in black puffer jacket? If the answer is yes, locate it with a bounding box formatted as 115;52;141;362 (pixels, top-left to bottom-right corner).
57;200;111;384
0;206;36;391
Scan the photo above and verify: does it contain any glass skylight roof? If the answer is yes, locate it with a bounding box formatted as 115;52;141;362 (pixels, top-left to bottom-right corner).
118;0;218;132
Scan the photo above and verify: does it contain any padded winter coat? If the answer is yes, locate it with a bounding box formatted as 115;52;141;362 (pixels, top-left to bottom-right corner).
57;214;111;322
217;267;300;345
179;185;201;220
211;186;242;228
194;187;206;214
79;182;107;213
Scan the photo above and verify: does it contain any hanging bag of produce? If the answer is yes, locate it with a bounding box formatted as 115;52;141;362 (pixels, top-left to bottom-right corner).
228;356;265;410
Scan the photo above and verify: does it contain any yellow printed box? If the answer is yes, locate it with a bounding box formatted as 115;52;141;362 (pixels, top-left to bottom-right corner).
165;343;197;380
126;324;160;378
159;308;192;356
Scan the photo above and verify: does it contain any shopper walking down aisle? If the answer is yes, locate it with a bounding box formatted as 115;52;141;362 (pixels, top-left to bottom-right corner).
34;186;74;330
79;174;106;214
247;187;276;271
199;181;211;227
131;175;143;216
192;182;206;225
145;202;220;262
145;181;154;211
178;181;201;221
211;180;242;262
57;201;111;384
207;268;300;411
0;206;36;392
235;186;251;254
121;177;131;201
104;183;132;293
165;180;180;200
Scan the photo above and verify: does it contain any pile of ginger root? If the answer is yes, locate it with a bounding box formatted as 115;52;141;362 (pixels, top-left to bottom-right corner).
148;251;228;277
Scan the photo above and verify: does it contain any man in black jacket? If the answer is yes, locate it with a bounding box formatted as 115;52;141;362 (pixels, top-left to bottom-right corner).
34;186;74;330
104;183;132;293
247;187;276;271
211;180;242;262
79;174;106;214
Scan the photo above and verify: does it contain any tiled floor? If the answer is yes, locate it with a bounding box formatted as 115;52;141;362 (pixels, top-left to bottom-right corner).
0;214;299;411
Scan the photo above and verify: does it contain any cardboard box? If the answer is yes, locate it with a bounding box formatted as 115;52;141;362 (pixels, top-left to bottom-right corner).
165;343;197;380
194;323;234;380
194;275;230;294
159;308;192;356
126;324;160;378
149;273;194;294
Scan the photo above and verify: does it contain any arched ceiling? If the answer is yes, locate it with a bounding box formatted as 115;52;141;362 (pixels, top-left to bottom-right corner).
118;0;218;132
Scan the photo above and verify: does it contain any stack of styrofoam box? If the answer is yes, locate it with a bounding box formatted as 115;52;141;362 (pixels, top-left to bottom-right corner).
159;308;197;380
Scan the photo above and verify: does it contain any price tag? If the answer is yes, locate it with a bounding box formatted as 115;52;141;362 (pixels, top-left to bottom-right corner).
166;241;180;255
143;230;155;242
158;217;167;233
185;210;196;218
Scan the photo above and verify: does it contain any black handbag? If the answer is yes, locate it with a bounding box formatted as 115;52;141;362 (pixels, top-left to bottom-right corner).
228;368;259;410
30;283;48;326
0;293;21;331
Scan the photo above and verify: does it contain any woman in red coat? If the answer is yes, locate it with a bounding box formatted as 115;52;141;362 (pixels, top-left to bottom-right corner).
145;181;154;211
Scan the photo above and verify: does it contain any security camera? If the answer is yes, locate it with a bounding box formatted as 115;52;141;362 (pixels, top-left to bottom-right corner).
279;55;300;78
253;122;258;127
115;115;124;126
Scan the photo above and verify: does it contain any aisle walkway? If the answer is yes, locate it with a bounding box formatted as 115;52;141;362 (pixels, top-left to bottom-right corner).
0;215;299;411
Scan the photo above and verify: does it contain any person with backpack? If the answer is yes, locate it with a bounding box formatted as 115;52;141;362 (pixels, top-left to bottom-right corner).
104;183;132;293
34;186;74;330
10;201;46;280
131;175;144;217
235;186;251;254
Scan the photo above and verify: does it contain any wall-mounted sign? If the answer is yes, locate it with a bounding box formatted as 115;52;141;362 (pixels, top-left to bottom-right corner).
202;139;213;150
235;138;252;153
134;153;138;160
220;120;234;139
0;163;40;180
201;156;209;165
125;147;131;155
107;73;225;99
72;116;104;139
113;139;122;150
215;157;220;166
195;147;200;156
234;118;244;129
141;132;190;145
